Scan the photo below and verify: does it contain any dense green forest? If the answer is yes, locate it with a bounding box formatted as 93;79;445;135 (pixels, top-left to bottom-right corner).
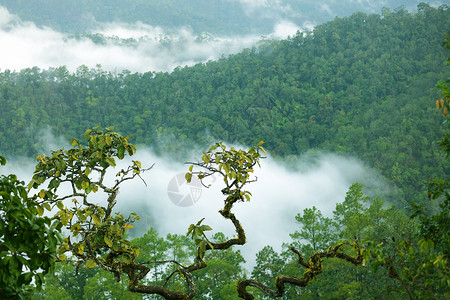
1;4;449;207
0;0;429;35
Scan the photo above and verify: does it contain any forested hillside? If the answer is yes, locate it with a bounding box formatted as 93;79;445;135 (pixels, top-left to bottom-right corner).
0;4;449;207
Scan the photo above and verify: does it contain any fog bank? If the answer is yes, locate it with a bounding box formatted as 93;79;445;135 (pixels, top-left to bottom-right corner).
0;6;301;73
1;137;390;268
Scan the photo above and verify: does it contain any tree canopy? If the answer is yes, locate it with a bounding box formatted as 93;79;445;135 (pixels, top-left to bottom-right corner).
0;5;448;208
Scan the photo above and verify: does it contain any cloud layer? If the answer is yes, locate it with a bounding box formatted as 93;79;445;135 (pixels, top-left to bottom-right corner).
124;149;386;268
0;6;300;73
1;133;389;269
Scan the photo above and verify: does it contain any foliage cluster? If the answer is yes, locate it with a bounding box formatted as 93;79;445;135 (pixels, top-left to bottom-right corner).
0;155;61;298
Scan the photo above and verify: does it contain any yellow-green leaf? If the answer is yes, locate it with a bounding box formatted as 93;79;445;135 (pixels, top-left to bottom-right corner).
185;172;192;183
105;157;116;167
81;181;89;190
134;160;141;168
259;146;267;156
43;202;52;211
92;214;101;226
38;190;46;199
86;259;96;269
84;129;92;141
36;205;44;216
104;236;113;247
124;224;134;229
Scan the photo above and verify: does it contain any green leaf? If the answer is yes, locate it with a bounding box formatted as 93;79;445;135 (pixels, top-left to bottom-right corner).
92;214;101;226
58;254;67;261
134;160;141;168
36;205;44;216
196;218;205;226
185;172;192;183
105;157;116;167
200;225;212;231
0;155;6;165
104;236;113;247
259;146;267;156
198;240;206;259
56;201;64;210
186;224;195;237
223;163;230;174
195;227;203;237
81;181;89;190
48;178;60;190
38;190;46;199
86;259;97;269
85;184;93;194
117;146;125;159
202;155;210;164
84;129;92;141
27;179;35;190
208;144;219;152
43;202;52;211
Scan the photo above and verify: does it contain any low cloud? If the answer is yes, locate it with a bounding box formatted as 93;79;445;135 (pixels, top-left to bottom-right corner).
0;6;300;73
272;20;301;38
129;150;387;268
1;134;390;269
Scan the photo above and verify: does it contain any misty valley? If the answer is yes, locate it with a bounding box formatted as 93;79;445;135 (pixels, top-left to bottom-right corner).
0;2;449;300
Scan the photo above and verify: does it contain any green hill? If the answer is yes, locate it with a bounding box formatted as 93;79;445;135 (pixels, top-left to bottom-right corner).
0;4;449;206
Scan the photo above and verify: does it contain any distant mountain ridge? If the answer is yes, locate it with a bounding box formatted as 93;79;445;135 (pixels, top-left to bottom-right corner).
0;0;441;35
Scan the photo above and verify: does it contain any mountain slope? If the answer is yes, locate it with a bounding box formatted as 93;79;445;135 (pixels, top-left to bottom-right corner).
0;4;449;206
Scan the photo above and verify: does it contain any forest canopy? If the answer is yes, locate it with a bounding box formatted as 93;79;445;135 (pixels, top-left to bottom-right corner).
0;4;449;208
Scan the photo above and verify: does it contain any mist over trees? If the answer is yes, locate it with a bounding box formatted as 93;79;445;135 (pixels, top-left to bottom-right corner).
0;2;449;300
1;4;449;207
0;0;439;35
